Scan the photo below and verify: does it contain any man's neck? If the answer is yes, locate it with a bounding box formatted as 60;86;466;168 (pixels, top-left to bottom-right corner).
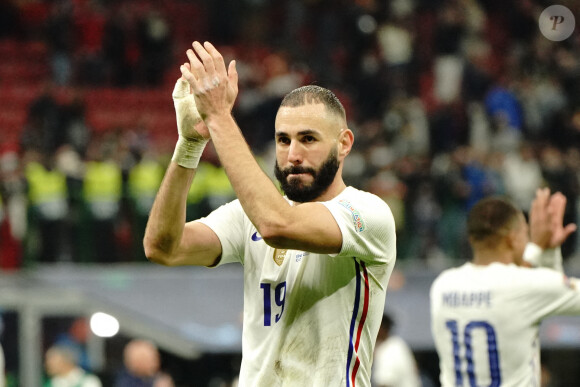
315;179;347;202
472;250;513;266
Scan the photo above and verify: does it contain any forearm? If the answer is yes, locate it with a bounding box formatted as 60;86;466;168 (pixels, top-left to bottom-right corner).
206;114;290;234
143;162;196;260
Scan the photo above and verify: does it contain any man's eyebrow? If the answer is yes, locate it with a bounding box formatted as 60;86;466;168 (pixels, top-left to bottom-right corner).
275;129;321;137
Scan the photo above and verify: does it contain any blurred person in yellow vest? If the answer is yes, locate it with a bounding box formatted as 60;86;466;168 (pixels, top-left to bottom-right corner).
128;150;164;261
82;140;122;262
186;143;235;220
24;151;71;263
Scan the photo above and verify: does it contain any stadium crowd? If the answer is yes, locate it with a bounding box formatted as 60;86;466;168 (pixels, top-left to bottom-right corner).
0;0;580;270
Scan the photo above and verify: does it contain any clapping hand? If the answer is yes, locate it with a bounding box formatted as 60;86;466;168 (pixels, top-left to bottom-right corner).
530;188;577;249
179;41;238;123
173;70;210;141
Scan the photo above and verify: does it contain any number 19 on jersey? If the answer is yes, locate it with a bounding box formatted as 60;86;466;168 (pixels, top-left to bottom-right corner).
261;282;287;326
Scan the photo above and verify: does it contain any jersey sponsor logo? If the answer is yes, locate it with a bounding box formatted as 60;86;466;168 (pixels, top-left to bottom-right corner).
295;251;309;262
251;231;263;241
338;199;365;232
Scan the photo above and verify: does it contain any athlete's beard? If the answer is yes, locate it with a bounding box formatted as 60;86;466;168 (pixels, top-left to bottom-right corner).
274;148;339;203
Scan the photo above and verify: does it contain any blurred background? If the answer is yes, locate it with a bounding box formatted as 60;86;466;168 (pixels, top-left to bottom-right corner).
1;0;580;385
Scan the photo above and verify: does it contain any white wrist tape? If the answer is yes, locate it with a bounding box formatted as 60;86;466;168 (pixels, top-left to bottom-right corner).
523;242;542;267
172;136;208;169
171;78;208;168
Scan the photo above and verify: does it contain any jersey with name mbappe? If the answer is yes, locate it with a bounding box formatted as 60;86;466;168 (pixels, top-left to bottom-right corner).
197;186;396;387
430;262;580;387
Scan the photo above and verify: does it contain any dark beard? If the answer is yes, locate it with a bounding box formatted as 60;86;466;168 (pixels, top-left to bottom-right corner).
274;149;339;203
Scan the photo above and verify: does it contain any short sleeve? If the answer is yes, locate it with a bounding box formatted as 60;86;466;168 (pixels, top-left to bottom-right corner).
196;199;247;266
322;190;396;265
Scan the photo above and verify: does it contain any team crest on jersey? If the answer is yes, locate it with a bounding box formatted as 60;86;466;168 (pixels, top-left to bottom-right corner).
338;199;365;232
273;249;287;266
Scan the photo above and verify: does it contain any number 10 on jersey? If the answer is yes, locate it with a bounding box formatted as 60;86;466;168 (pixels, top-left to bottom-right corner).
261;282;287;326
445;319;501;387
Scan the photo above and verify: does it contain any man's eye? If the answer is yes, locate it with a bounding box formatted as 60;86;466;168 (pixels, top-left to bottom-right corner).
303;136;315;143
278;137;290;144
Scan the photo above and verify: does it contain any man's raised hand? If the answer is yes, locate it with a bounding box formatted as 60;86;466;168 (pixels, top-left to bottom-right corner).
547;191;577;248
530;187;577;249
171;67;210;169
179;41;238;122
173;72;210;141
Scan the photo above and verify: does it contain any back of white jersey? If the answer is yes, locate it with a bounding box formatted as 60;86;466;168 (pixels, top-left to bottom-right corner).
431;262;580;387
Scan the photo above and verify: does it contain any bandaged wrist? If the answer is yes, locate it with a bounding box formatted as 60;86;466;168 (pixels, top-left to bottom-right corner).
523;242;542;267
172;136;209;169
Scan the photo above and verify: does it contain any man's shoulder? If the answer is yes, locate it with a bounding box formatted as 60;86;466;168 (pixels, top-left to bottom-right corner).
333;187;391;212
432;263;563;292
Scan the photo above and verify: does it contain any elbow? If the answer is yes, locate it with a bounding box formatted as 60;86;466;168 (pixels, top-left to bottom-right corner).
143;237;175;266
258;223;291;249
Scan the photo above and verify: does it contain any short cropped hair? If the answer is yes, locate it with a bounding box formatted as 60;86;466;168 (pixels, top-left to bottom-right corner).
467;196;522;242
280;85;346;121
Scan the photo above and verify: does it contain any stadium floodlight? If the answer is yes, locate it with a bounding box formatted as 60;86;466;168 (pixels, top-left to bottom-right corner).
90;312;120;338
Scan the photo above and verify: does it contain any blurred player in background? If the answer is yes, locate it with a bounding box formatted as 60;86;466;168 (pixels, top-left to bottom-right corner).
430;188;579;386
144;41;396;386
372;313;421;387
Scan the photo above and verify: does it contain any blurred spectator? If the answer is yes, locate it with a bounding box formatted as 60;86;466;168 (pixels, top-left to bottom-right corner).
75;1;107;86
114;339;174;387
53;317;92;373
21;83;63;155
24;151;71;264
372;313;421;387
81;139;122;263
501;142;544;212
102;7;131;87
485;84;524;153
60;89;91;158
136;8;172;86
432;149;470;260
44;0;75;86
44;344;101;387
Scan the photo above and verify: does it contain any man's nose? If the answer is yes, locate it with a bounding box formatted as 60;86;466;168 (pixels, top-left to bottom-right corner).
287;140;304;165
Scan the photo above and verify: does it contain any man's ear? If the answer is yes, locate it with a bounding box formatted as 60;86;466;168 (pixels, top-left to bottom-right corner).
338;129;354;159
505;229;518;250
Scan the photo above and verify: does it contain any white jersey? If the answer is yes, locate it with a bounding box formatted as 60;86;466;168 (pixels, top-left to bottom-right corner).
198;186;396;387
372;336;421;387
430;260;580;387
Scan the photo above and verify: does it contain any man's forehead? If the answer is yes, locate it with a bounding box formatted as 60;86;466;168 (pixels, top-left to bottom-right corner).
275;103;343;134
